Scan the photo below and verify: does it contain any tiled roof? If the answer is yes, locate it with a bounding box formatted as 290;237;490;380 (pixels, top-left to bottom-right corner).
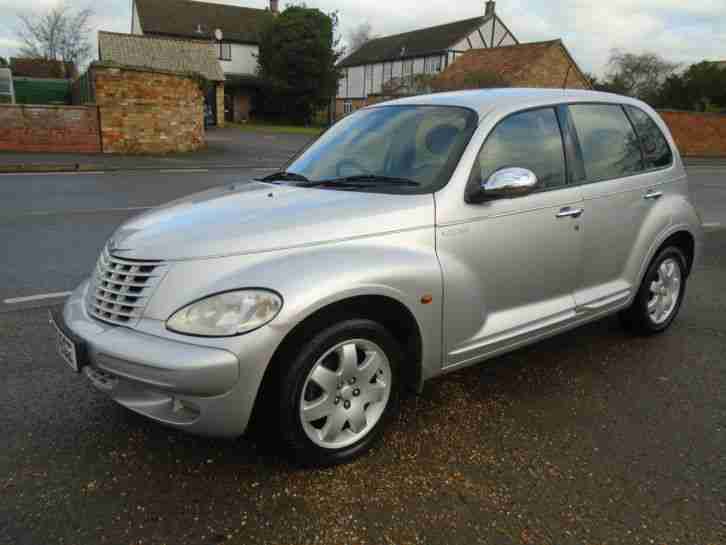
9;58;76;79
135;0;272;44
339;16;491;68
433;40;584;88
98;31;225;82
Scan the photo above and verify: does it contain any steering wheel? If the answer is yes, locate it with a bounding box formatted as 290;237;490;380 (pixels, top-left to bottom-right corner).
336;159;373;177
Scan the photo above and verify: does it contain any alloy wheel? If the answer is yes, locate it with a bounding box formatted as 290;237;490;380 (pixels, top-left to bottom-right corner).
647;257;682;325
299;339;392;449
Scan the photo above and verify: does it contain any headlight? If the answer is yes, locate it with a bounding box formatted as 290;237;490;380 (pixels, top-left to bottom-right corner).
166;290;282;337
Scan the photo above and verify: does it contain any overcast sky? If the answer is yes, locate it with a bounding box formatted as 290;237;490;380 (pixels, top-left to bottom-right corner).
1;0;724;75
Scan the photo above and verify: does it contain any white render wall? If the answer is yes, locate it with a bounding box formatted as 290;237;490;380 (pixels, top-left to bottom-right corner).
219;43;258;75
339;53;447;99
338;15;518;99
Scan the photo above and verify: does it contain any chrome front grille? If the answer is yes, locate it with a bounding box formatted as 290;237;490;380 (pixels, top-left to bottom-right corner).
87;246;167;326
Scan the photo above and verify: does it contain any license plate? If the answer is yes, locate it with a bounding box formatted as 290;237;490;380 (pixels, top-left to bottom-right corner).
49;311;83;372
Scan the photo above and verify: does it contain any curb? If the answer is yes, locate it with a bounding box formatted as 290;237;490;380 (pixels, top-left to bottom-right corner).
0;163;280;174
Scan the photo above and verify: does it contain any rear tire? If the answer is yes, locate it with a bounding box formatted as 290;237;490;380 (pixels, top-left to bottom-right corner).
276;318;402;467
619;246;687;335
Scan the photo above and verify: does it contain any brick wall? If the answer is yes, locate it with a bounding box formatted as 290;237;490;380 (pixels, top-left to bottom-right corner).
659;110;726;157
0;104;100;153
94;65;205;154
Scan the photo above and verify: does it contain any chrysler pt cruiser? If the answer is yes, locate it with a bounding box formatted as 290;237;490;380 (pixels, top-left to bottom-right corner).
52;89;703;465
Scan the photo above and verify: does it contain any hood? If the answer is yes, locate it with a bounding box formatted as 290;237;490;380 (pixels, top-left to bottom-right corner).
110;181;434;261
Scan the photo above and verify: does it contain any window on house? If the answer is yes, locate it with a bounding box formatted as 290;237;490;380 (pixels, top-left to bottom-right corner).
367;66;374;92
343;100;353;114
218;43;232;61
430;57;442;73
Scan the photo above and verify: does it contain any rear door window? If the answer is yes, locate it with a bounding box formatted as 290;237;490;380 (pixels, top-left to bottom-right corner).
625;106;673;170
569;104;644;182
474;107;567;190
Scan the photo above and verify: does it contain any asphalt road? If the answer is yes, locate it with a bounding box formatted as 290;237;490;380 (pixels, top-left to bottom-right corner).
0;168;273;306
1;165;725;544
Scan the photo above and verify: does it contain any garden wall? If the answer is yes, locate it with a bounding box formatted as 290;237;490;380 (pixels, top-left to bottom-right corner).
660;110;726;158
93;65;205;154
0;104;100;153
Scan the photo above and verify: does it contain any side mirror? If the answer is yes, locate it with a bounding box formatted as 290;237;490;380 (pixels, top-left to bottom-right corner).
468;167;539;203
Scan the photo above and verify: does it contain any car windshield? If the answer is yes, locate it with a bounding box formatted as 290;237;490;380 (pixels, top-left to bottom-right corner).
279;105;478;194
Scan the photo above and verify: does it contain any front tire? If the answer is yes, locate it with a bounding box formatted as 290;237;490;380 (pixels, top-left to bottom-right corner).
620;246;687;335
277;318;402;466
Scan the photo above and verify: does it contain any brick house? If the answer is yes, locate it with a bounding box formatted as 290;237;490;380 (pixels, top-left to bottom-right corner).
131;0;276;123
432;39;591;91
336;1;518;117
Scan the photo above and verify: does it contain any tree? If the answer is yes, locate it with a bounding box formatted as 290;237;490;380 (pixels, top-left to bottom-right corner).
257;6;342;124
679;61;726;111
348;22;374;53
0;57;7;67
653;62;726;111
15;3;93;65
604;49;679;104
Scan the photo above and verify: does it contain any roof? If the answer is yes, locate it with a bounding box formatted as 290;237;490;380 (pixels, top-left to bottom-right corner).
432;40;590;90
339;15;490;68
368;88;642;117
98;31;225;82
134;0;272;44
9;58;76;79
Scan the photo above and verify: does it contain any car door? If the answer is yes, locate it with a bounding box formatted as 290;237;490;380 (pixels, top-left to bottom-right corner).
566;103;673;314
436;106;585;368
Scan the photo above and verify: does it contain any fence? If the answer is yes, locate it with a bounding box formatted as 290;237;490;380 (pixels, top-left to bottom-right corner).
12;77;71;105
72;69;96;104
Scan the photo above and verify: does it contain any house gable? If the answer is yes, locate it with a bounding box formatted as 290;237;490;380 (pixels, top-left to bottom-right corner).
433;40;592;91
336;3;520;100
451;14;517;52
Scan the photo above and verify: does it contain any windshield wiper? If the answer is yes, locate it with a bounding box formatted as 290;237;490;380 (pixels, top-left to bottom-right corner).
257;171;310;183
307;175;421;187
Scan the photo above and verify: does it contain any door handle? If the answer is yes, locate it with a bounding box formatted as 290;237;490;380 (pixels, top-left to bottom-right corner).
644;190;663;200
556;207;583;219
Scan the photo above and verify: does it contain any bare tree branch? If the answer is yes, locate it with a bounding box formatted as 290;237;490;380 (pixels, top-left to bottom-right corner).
606;49;679;103
15;3;93;65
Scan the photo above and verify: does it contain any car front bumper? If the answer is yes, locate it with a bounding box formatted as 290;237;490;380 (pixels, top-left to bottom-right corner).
60;281;278;438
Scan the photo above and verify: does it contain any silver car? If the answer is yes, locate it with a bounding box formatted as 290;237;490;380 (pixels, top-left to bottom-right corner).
53;89;703;465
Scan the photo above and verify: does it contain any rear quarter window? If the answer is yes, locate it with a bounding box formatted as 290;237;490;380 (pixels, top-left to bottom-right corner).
625;106;673;170
569;104;644;183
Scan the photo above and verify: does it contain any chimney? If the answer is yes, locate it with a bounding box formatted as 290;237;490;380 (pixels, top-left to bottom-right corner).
269;0;279;14
485;1;495;16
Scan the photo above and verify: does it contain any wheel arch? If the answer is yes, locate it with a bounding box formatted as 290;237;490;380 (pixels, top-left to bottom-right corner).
659;230;695;275
248;294;424;435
